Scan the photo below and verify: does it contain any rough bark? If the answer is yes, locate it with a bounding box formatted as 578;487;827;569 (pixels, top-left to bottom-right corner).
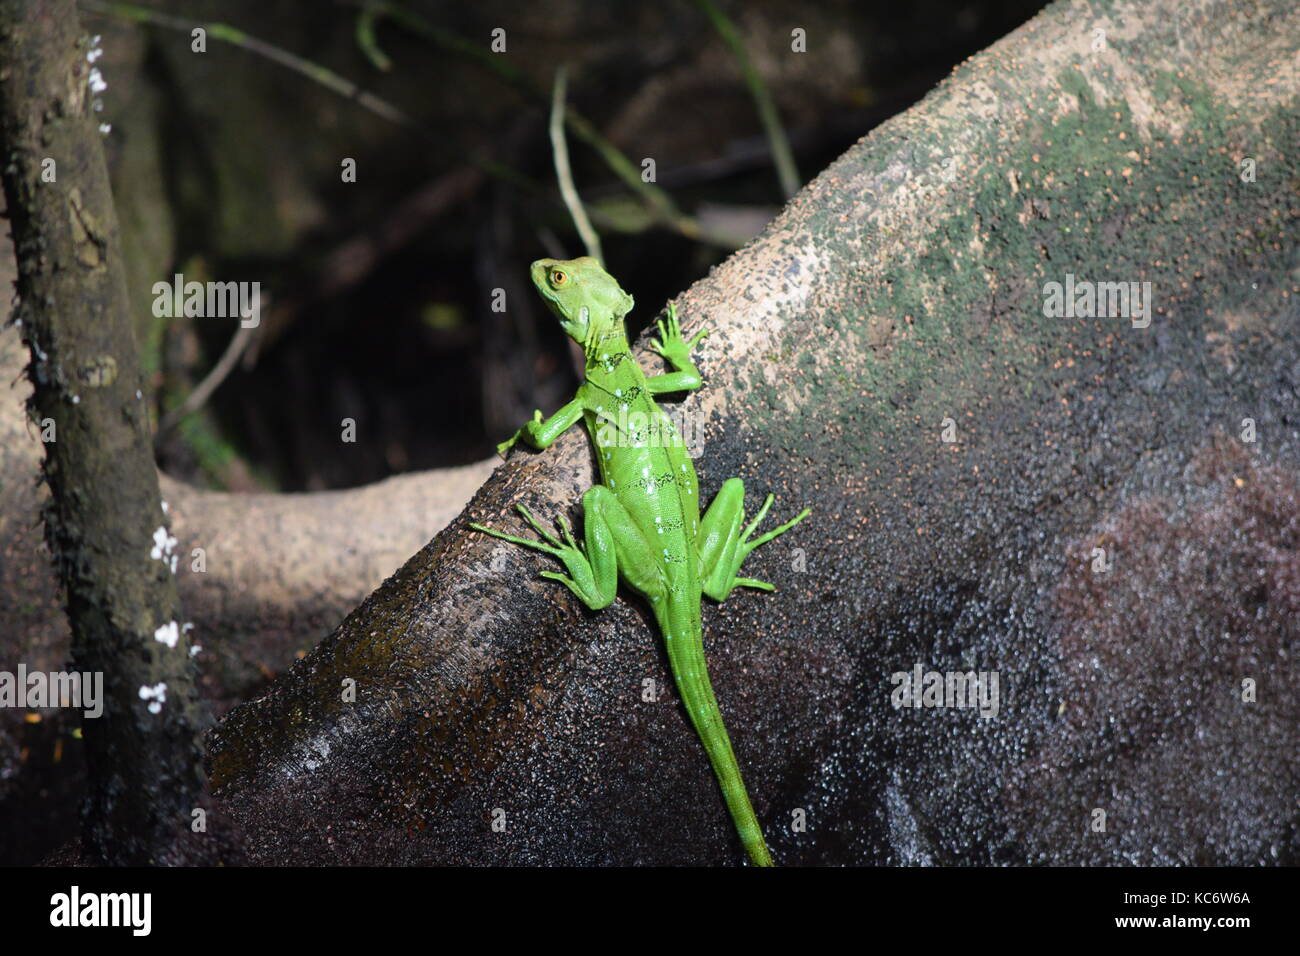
203;0;1300;865
0;0;205;863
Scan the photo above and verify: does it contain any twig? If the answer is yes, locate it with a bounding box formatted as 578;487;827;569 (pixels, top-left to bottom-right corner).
693;0;801;199
549;66;602;263
354;5;392;71
82;1;419;132
352;0;701;238
82;0;638;244
157;321;257;437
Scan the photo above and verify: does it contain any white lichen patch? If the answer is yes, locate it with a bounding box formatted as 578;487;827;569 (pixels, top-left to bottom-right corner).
138;682;167;714
150;525;179;573
85;37;109;135
154;621;179;648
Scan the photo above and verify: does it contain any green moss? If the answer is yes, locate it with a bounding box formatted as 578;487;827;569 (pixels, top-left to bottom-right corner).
750;66;1300;469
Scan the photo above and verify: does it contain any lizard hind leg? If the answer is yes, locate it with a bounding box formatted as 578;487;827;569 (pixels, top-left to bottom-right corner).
469;491;665;611
470;503;611;609
699;479;809;602
576;485;667;604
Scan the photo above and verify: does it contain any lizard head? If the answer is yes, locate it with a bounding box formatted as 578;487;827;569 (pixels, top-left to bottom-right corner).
530;256;634;344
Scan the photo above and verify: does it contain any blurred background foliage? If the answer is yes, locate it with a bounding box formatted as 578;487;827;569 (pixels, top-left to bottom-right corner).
83;0;1044;492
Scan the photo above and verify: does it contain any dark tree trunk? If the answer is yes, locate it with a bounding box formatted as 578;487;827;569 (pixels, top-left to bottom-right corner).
0;0;208;864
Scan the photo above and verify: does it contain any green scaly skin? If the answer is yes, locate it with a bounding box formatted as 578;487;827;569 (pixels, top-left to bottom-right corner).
471;257;809;866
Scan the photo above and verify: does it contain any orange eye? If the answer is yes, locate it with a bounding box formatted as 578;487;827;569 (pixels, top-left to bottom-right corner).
551;270;567;286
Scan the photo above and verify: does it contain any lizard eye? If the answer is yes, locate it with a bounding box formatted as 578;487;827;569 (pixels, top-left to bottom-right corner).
551;270;567;286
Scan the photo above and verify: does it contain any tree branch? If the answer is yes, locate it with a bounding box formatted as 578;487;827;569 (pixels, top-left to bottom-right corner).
0;0;207;864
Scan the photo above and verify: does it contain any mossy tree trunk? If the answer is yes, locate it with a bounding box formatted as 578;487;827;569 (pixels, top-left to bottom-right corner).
205;0;1300;865
0;0;207;864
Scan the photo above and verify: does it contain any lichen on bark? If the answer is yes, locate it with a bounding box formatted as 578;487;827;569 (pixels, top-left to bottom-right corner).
0;0;209;864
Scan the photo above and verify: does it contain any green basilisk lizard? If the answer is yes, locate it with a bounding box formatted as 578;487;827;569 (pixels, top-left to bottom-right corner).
471;256;809;866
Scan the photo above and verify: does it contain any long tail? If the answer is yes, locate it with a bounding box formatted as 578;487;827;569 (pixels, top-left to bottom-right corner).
656;599;773;866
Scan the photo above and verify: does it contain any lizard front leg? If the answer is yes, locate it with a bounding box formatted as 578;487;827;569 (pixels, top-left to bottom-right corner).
697;477;810;602
470;486;665;610
646;303;709;395
497;396;585;456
